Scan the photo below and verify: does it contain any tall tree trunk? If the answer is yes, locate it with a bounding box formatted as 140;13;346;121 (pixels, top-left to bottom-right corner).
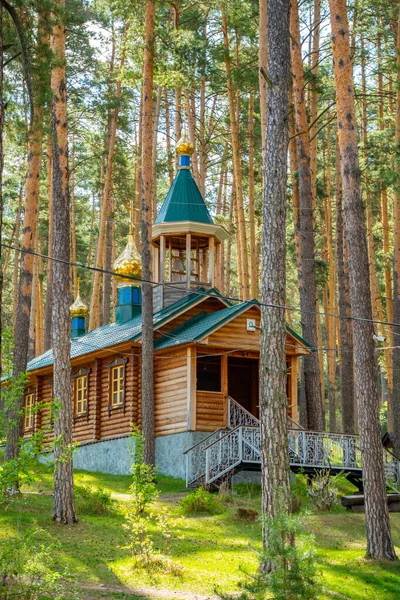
258;0;267;160
336;146;355;434
6;24;48;460
141;0;155;465
248;90;258;298
89;28;127;331
0;2;3;386
324;124;336;432
290;0;323;431
12;185;22;329
44;136;53;350
392;12;400;458
260;0;292;552
221;5;249;300
309;0;320;200
70;139;77;297
329;0;396;560
164;89;174;186
51;0;76;524
151;85;161;219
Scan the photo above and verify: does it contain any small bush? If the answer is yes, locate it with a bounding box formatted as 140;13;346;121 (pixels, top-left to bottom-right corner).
75;484;114;515
0;529;76;599
307;470;339;511
291;474;309;513
260;508;322;600
179;487;224;515
234;507;259;522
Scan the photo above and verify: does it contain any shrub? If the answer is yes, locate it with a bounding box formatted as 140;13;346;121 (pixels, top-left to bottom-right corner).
291;473;309;513
307;470;339;512
75;484;114;515
124;427;176;570
179;486;224;515
0;529;76;599
260;508;322;600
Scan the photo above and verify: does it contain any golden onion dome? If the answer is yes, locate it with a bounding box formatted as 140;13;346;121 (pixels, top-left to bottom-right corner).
70;293;88;318
113;232;142;284
176;128;194;156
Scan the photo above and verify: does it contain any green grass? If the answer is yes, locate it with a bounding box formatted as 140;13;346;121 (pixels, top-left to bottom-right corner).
1;463;400;599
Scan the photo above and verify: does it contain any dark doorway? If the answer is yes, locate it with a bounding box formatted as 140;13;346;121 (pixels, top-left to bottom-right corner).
227;357;259;418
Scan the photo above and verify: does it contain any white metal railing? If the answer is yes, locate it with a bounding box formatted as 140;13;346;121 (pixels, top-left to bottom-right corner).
184;397;400;489
228;396;260;428
184;429;227;486
288;429;362;470
204;426;260;484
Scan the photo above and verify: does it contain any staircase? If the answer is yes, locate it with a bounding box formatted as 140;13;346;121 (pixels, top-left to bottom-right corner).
184;397;400;490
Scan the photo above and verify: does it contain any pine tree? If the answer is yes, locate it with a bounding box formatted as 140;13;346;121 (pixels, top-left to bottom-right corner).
328;0;396;560
260;0;292;562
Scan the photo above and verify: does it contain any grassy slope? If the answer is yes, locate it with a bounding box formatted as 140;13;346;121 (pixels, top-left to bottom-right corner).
1;464;400;599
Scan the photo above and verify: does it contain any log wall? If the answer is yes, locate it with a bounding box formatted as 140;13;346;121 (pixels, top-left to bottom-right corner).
154;347;188;435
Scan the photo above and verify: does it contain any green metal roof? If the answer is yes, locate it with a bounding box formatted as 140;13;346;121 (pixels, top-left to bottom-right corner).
154;168;213;225
154;302;252;350
26;288;227;372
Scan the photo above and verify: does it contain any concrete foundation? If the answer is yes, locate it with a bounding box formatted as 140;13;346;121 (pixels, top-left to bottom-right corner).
40;431;210;480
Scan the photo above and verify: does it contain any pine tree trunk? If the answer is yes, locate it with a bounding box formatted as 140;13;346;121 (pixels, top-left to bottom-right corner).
392;13;400;458
44;136;53;350
141;0;155;465
336;149;355;433
7;39;47;460
50;0;76;524
164;90;174;186
260;0;292;549
329;0;395;560
90;28;128;331
221;6;249;300
248;90;258;299
258;0;267;161
0;2;3;386
290;0;323;431
324;124;336;432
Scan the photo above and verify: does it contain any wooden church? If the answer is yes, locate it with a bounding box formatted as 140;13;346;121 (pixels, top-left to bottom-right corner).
22;132;311;480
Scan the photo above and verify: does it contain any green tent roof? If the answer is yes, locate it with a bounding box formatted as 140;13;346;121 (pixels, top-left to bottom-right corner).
154;168;213;225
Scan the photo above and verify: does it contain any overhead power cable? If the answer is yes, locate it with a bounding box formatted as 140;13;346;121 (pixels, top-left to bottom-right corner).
2;241;400;331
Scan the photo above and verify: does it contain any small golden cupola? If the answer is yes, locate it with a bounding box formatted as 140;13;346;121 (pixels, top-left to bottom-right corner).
113;230;142;323
70;278;88;338
176;127;194;164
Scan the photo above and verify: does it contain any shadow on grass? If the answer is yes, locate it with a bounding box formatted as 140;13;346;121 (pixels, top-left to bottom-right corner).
320;557;400;600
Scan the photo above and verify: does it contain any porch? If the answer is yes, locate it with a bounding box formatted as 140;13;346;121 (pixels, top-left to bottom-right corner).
191;351;299;432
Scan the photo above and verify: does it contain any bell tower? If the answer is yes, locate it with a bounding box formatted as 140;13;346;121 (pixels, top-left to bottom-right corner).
152;130;228;311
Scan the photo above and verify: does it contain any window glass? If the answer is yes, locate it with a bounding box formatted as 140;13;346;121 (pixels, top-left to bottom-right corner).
197;356;221;392
75;375;88;415
111;365;124;406
24;393;34;430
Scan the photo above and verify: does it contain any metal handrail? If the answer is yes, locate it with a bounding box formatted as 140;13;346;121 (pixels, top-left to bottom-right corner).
183;428;225;455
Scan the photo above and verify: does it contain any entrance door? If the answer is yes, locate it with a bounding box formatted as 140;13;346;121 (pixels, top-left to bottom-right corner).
227;357;259;418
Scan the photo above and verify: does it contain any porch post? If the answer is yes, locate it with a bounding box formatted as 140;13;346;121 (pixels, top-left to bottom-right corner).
221;354;228;427
187;346;196;430
186;233;191;289
290;356;298;423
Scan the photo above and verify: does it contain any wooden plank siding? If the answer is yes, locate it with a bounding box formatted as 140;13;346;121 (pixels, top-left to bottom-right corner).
154;347;188;436
196;391;226;431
